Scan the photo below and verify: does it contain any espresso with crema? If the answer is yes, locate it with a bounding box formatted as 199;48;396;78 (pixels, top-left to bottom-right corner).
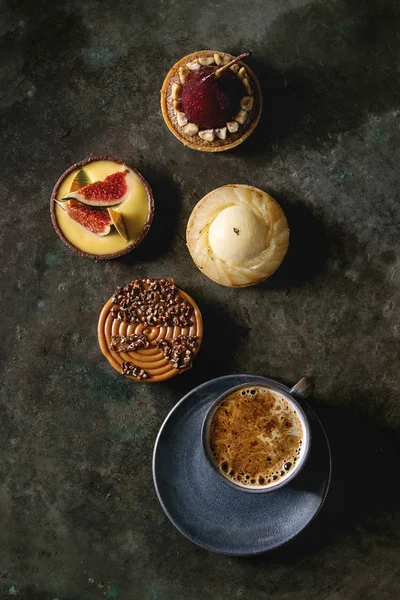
209;386;304;487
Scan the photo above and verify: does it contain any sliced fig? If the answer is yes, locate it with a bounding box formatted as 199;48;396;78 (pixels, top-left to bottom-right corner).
66;202;112;236
70;168;91;192
108;207;128;240
61;170;129;207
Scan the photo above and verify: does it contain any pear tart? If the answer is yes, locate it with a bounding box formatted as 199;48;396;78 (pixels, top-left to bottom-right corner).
187;185;289;287
98;278;203;382
161;51;262;152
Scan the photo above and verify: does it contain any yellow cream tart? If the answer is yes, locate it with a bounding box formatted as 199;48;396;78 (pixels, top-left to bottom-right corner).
50;156;154;259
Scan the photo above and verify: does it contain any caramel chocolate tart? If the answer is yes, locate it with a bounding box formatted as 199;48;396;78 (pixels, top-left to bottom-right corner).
98;278;203;382
161;50;262;152
186;184;289;287
50;156;154;259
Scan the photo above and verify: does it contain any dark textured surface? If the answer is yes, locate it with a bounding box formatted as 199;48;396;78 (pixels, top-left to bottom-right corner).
0;0;399;598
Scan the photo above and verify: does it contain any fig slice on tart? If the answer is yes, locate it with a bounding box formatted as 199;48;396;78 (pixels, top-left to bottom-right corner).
65;202;112;236
60;170;129;207
50;156;154;259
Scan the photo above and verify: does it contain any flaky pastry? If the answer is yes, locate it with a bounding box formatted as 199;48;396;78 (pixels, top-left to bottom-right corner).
186;185;289;287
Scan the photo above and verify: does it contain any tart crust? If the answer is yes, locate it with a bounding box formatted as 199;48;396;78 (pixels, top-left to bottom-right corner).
161;51;262;152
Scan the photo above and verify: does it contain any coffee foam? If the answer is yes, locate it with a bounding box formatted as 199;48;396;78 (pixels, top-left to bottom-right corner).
209;387;304;487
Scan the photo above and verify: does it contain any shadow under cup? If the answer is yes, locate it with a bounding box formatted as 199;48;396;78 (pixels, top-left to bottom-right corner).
201;381;312;493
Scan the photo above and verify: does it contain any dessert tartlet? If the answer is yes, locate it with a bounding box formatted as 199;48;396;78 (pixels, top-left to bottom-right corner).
186;185;289;287
98;278;203;382
50;156;154;259
161;51;262;152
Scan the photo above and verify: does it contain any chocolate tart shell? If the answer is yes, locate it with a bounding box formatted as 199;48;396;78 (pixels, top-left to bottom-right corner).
161;50;262;153
50;156;155;260
98;284;203;383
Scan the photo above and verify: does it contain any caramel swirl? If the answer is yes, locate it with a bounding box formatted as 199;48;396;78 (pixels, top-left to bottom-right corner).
98;278;203;382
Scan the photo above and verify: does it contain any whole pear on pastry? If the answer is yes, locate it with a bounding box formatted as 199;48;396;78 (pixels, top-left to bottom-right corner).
186;184;289;287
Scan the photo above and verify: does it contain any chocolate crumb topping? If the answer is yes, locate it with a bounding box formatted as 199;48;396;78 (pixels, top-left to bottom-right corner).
110;333;150;352
157;335;198;370
110;278;193;327
121;362;150;380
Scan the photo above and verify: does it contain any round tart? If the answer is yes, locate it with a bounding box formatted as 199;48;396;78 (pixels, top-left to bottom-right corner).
161;51;262;152
186;185;289;287
98;278;203;382
50;156;154;259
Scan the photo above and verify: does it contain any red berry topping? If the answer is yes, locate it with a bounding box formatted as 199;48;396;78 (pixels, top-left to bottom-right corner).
180;66;243;129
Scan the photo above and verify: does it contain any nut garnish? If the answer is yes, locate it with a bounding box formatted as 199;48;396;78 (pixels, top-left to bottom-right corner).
198;129;215;141
222;55;230;64
240;96;254;111
121;362;150;380
171;83;182;99
215;127;227;140
178;66;190;84
173;99;181;111
242;77;252;95
177;111;188;127
227;121;239;133
234;110;248;125
238;67;247;80
183;123;199;136
214;53;223;65
110;333;150;353
157;335;198;371
110;278;193;328
187;59;201;70
230;64;240;74
198;56;215;66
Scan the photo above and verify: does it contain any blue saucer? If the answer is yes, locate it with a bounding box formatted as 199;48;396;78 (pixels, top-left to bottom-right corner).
153;375;331;555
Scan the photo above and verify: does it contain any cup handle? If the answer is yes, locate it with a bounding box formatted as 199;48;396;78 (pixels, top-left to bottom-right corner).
289;377;314;400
